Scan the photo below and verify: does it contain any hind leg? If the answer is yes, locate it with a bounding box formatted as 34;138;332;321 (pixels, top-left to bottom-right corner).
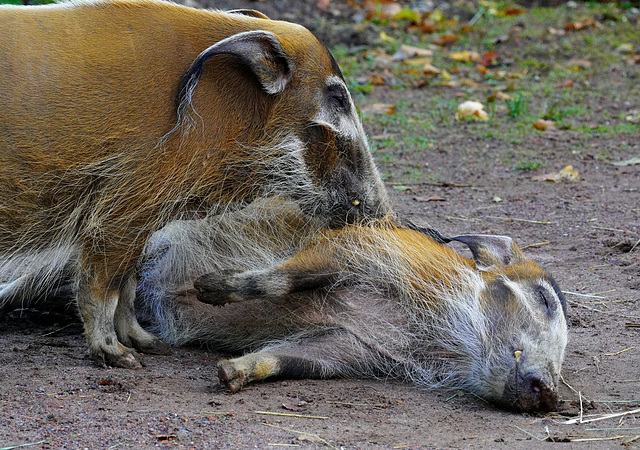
217;330;370;392
114;273;172;356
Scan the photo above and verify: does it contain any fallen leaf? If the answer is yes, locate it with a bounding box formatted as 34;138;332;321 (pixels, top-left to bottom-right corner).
421;18;436;33
449;50;480;62
564;18;598;31
502;7;525;16
557;80;574;88
566;59;592;70
363;103;397;115
487;91;511;102
461;78;479;87
616;43;634;54
315;0;330;13
456;101;489;121
625;111;640;123
369;73;386;86
434;32;458;46
379;31;397;43
625;54;640;65
399;44;433;58
480;51;498;66
404;57;432;66
476;64;489;75
363;0;403;19
532;165;579;182
611;157;640;166
422;63;442;76
380;2;403;18
533;119;556;131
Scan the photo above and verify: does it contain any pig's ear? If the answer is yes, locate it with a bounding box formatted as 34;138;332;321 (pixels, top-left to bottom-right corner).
452;235;525;270
227;9;271;20
178;30;293;103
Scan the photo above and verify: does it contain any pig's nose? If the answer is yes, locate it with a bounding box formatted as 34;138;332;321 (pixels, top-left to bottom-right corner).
513;373;558;412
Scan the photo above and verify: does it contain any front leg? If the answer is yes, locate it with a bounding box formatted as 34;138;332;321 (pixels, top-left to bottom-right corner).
194;267;338;306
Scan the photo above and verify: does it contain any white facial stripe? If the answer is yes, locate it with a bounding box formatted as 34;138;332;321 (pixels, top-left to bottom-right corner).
314;76;361;141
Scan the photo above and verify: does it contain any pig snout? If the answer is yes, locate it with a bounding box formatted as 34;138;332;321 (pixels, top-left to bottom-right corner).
502;370;558;412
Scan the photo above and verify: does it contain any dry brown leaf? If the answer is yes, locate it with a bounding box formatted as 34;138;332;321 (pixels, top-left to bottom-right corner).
567;59;592;69
449;50;480;62
476;64;489;75
564;18;598;31
363;103;397;115
480;51;498;66
421;18;436;33
625;54;640;65
456;101;489;120
400;44;433;58
533;119;556;131
487;91;511;102
460;78;479;87
548;27;566;36
404;57;432;66
532;165;579;182
502;7;525;16
434;32;458;46
557;80;574;88
423;63;442;76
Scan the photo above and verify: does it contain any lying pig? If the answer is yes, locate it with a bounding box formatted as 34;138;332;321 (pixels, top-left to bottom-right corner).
135;200;568;412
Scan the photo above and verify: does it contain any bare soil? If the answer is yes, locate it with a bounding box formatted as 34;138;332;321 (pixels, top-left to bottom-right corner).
1;1;639;448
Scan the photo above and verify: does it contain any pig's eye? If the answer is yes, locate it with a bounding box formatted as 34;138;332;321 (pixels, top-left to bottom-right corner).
327;84;349;110
536;286;555;314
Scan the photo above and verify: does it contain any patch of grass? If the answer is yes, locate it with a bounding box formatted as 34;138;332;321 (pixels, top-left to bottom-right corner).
514;160;544;172
505;94;528;119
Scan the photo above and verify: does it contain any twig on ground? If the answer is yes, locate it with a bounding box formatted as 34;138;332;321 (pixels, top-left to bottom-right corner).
563;408;640;425
562;291;606;299
487;216;555;225
40;323;74;337
512;425;546;441
262;423;335;449
522;241;551;250
571;436;625;442
604;347;634;357
255;411;328;420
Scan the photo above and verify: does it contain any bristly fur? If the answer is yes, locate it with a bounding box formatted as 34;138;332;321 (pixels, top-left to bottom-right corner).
0;0;390;367
135;198;568;411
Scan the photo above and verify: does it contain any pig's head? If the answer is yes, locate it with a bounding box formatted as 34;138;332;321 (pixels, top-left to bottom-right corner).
168;17;391;227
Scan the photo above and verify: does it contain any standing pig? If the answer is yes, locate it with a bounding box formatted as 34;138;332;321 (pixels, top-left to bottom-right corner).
0;0;389;368
136;200;569;413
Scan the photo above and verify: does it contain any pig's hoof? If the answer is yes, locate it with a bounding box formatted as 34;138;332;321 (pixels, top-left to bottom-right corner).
218;360;246;393
133;337;173;356
194;270;242;306
94;349;142;370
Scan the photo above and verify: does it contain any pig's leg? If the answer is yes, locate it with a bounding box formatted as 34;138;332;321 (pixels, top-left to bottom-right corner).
76;269;142;369
217;330;369;392
194;234;346;306
113;273;172;356
194;267;338;306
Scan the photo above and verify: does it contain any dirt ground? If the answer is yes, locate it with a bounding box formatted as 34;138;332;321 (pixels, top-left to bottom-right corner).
1;0;639;448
